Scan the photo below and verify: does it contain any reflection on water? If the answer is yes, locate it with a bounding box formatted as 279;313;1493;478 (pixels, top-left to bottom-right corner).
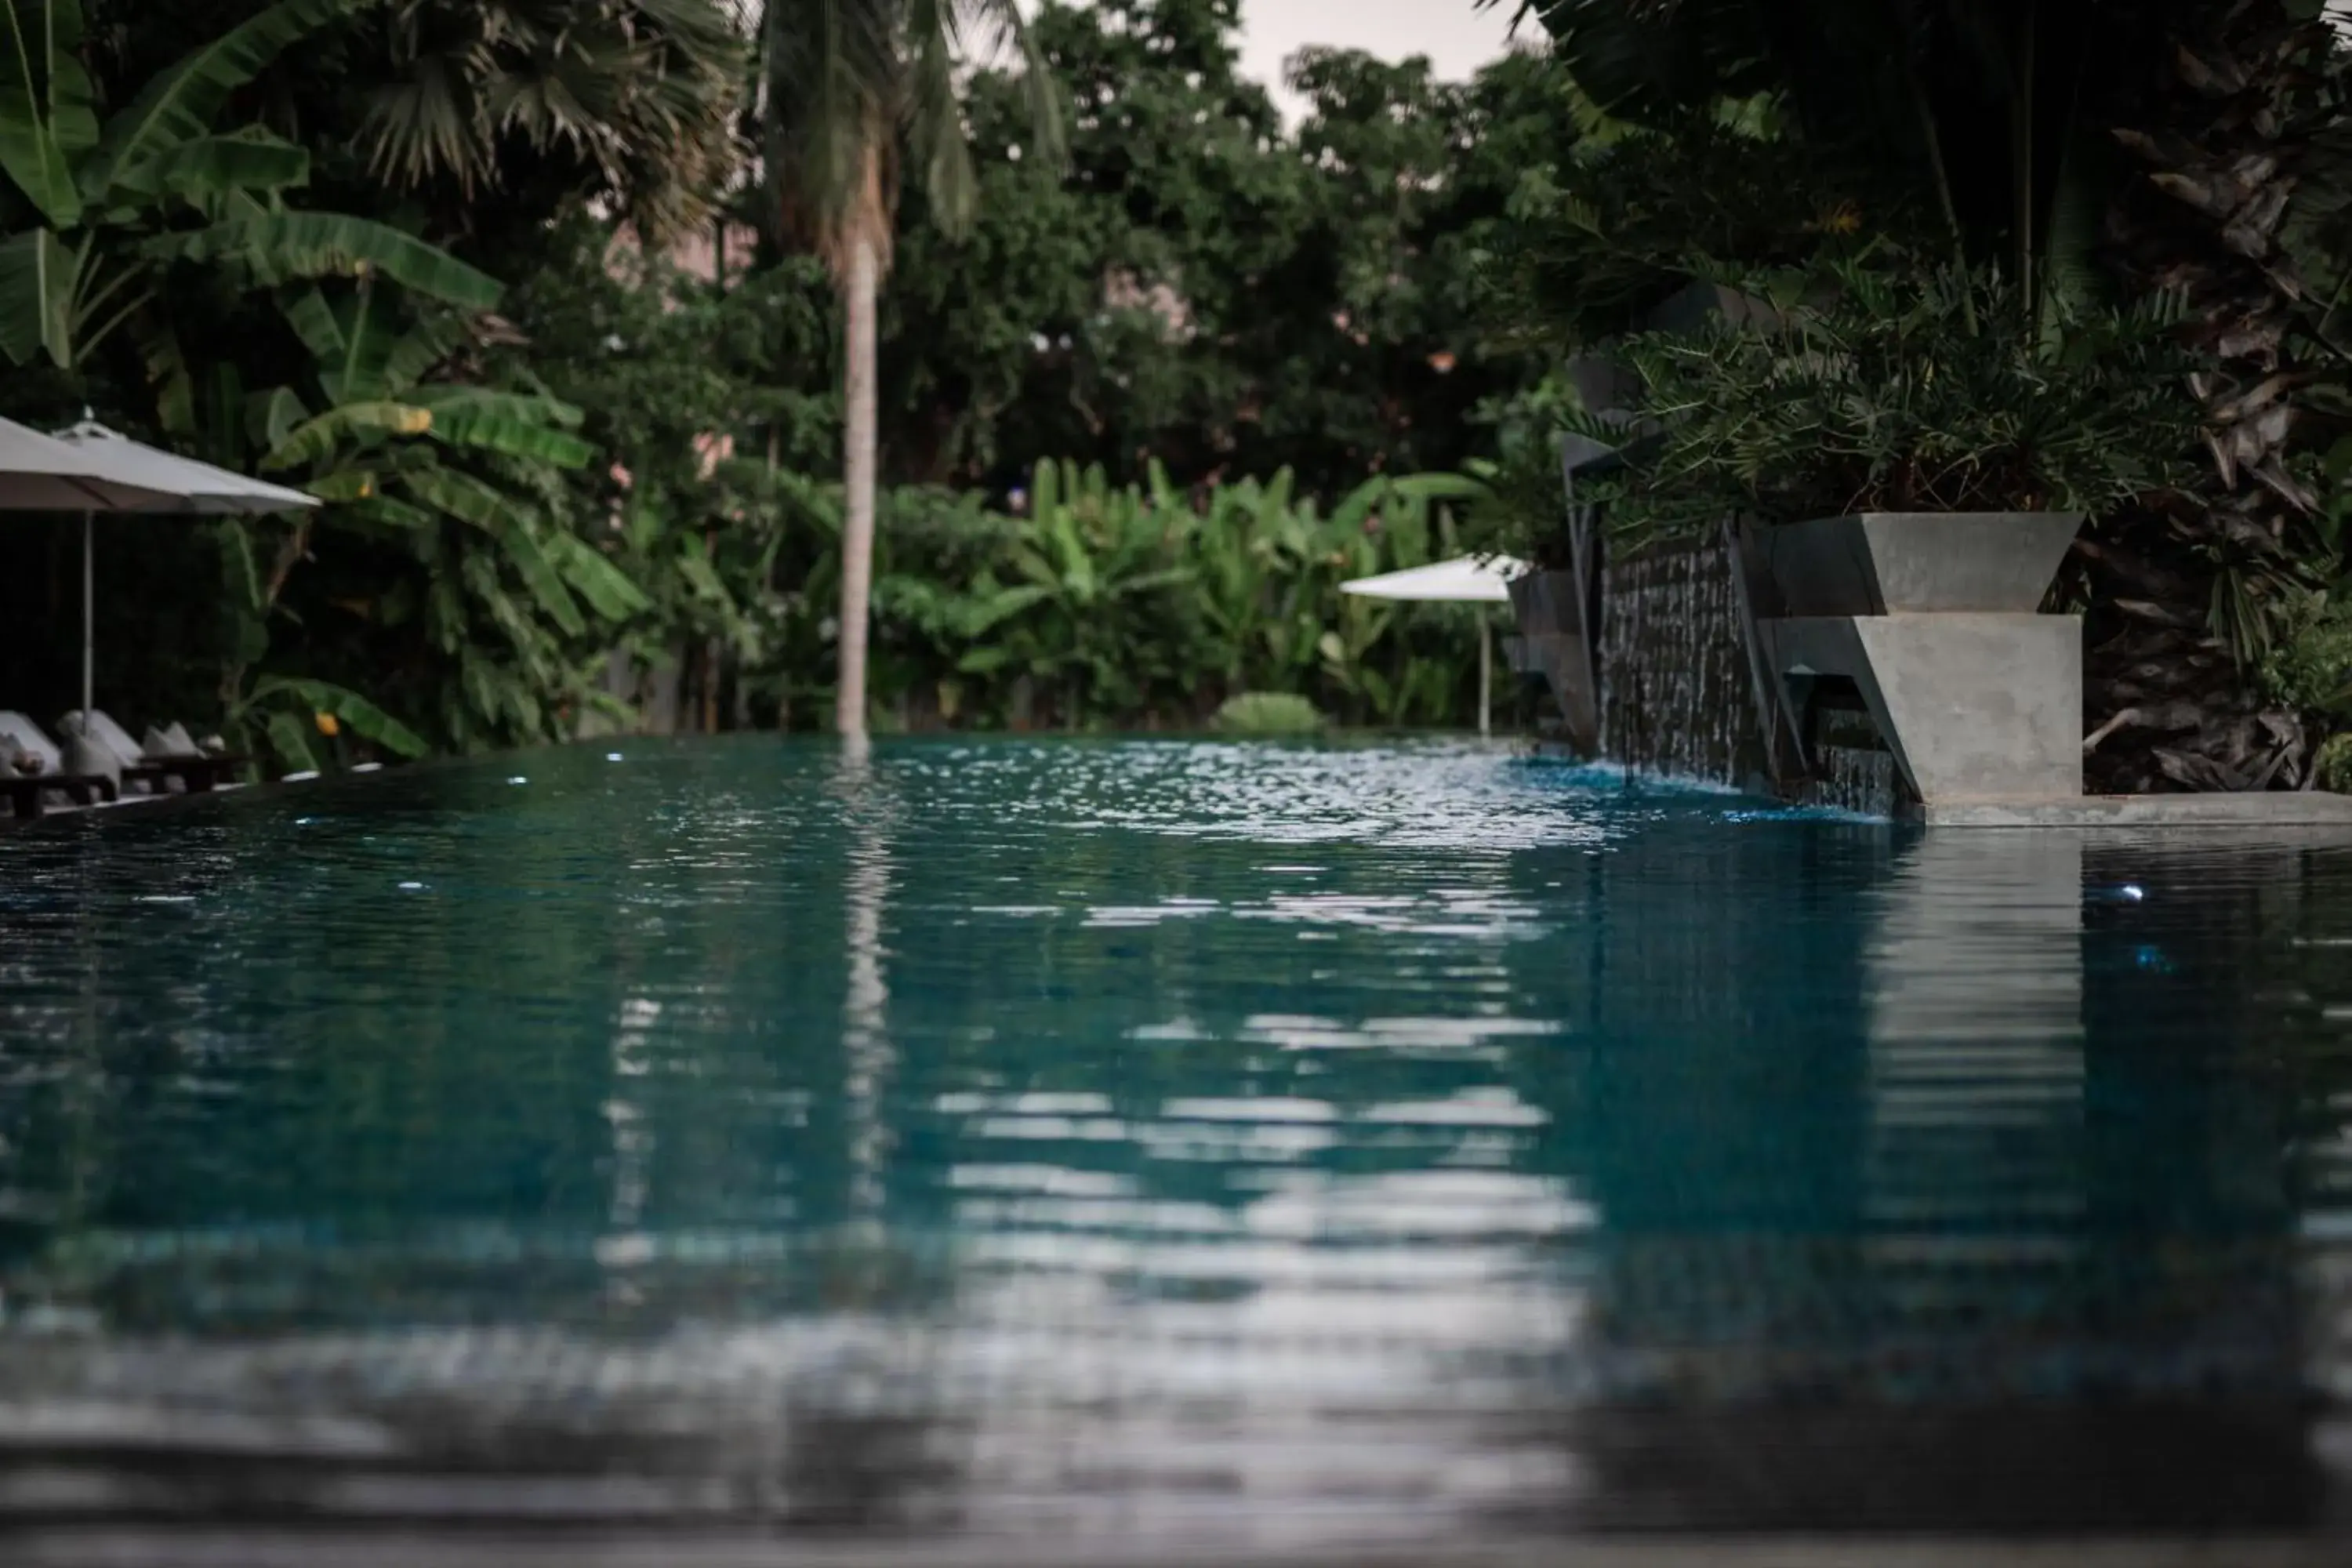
837;747;896;1230
0;738;2348;1545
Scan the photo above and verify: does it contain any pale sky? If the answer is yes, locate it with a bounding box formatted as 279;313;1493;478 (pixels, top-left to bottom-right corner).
1237;0;1522;119
1004;2;1524;122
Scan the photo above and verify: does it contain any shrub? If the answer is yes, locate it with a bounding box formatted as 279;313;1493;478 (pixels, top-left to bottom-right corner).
1213;692;1327;735
2318;733;2352;794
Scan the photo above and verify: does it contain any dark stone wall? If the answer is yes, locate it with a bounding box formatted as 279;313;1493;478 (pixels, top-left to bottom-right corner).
1595;534;1771;790
1589;531;1904;815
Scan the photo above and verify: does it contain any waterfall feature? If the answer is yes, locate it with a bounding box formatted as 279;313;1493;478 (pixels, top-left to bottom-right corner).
1521;524;1905;816
1595;535;1767;788
1535;416;1907;815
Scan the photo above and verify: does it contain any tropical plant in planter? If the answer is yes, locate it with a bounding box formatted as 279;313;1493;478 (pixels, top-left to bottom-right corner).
1560;259;2205;803
1568;260;2200;557
1493;0;2345;793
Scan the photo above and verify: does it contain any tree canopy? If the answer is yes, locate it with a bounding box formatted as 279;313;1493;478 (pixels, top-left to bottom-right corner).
0;0;1552;759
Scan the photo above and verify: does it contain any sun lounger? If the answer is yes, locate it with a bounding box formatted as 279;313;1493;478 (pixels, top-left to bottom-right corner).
0;771;114;820
62;710;242;795
0;711;119;820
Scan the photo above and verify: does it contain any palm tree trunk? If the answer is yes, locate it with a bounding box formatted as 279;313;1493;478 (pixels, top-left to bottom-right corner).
835;234;880;739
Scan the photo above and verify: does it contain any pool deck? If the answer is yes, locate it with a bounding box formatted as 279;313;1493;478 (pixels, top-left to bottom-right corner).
10;1530;2348;1567
1907;792;2352;829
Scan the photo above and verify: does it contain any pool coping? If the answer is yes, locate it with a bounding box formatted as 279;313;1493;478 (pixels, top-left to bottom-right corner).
27;740;2343;840
9;1530;2348;1567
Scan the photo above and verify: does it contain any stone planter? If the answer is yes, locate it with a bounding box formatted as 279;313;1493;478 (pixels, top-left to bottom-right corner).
1641;279;1785;336
1751;511;2086;808
1565;355;1637;421
1507;568;1599;756
1752;511;2083;616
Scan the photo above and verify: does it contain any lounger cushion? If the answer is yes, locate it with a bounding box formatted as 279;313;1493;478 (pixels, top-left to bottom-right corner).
66;710;146;768
64;731;120;789
0;713;60;772
143;722;202;760
0;728;45;775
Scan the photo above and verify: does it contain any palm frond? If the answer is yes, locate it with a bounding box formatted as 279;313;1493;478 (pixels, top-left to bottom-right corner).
0;223;78;365
762;0;899;267
0;0;98;227
114;129;310;201
362;0;745;240
263;399;434;470
760;0;1057;270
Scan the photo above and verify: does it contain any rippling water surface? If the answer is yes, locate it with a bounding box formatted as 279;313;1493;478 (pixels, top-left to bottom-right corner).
2;736;2351;1546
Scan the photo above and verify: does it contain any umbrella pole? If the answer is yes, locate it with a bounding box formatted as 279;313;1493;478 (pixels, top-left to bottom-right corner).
81;510;93;724
1478;609;1491;739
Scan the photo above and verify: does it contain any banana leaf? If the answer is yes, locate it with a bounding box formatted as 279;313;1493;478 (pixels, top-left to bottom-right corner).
0;0;96;229
79;0;362;203
0;225;78;365
263;709;321;771
489;519;586;638
546;532;652;620
153;212;501;310
252;674;427;757
343;495;445;534
413;388;594;466
401;463;516;531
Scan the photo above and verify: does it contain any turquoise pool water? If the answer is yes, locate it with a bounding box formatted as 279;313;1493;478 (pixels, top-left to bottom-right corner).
2;737;2350;1544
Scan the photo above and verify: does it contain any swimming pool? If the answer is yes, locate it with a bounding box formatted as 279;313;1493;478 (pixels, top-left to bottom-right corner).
2;737;2349;1548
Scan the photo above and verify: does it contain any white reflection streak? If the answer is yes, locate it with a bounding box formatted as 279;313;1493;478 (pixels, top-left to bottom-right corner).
600;997;661;1272
839;750;895;1226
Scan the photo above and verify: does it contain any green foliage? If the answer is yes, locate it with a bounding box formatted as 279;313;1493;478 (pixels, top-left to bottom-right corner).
1482;106;1903;355
1560;261;2200;547
491;200;1497;738
2263;589;2352;717
0;0;1555;764
863;459;1490;731
495;220;841;726
81;0;362;204
2318;731;2352;794
1508;0;2162;314
243;673;430;768
161;266;644;760
1213;692;1324;735
358;0;746;244
757;0;1064;276
882;0;1558;492
0;0;486;373
153;212;503;307
1476;0;2352;793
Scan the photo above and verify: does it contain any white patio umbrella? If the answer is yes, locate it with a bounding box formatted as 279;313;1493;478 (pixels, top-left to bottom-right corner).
0;416;177;510
1341;554;1528;736
49;419;318;724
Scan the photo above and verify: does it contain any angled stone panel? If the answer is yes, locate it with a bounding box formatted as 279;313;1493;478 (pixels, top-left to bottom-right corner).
1759;513;2084;616
1762;614;2083;804
1508;568;1600;756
